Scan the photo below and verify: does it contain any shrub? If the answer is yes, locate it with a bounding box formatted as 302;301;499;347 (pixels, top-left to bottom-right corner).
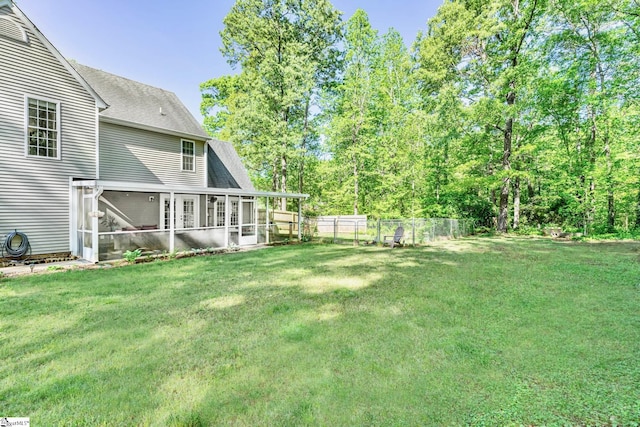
123;249;142;263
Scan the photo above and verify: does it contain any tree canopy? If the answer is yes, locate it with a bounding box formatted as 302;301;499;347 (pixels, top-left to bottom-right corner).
203;0;640;234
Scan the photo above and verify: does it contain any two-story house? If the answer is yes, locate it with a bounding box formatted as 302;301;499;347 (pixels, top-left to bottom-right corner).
0;0;306;263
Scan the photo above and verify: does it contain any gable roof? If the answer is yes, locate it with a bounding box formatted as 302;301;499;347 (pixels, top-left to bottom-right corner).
72;62;210;141
208;140;255;190
4;2;107;109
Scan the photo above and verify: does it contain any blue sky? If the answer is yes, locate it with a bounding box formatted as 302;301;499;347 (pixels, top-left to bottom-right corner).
16;0;443;122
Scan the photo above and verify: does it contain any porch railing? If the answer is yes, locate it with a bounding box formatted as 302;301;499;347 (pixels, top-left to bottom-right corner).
97;222;303;261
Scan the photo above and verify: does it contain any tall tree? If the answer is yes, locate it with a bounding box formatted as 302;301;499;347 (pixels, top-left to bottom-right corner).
417;0;545;231
542;0;636;232
366;29;423;218
324;9;378;215
202;0;342;208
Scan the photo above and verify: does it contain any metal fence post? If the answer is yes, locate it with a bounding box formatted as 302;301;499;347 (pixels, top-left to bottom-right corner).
354;220;358;245
432;220;436;242
412;218;415;246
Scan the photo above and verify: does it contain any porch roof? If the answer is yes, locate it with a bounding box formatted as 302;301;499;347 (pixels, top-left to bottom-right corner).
71;180;309;199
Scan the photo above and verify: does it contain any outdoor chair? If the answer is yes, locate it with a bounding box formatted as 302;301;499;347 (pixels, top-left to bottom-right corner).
383;226;404;248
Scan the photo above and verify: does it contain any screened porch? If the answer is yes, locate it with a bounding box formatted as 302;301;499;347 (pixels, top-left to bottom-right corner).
71;180;307;262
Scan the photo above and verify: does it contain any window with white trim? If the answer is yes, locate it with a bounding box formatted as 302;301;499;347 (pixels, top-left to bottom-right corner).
181;139;195;172
216;199;225;226
26;97;60;159
230;200;239;226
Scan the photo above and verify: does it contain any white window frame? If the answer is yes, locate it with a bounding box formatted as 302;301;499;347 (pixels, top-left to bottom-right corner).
230;198;239;227
181;139;195;172
214;198;225;227
160;194;200;230
24;95;61;160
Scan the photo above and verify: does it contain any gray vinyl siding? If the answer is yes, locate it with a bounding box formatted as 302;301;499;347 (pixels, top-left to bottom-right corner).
0;7;97;255
99;122;206;187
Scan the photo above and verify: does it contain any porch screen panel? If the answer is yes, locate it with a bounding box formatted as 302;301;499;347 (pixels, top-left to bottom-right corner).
216;199;225;227
163;198;172;229
242;199;255;236
82;192;92;248
230;200;239;226
183;199;195;228
83;194;92;231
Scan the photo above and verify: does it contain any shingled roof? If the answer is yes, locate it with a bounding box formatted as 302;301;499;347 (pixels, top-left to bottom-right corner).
208;140;255;190
72;62;209;140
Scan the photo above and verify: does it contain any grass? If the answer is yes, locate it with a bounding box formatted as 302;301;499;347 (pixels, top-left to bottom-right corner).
1;237;639;426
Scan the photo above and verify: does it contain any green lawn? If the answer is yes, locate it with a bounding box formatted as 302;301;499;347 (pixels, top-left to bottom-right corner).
1;237;639;426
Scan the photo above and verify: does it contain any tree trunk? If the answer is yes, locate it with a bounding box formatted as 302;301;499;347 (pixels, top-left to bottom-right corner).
527;179;535;199
513;176;521;229
497;108;514;232
497;0;538;232
299;98;311;195
353;156;359;215
272;160;280;193
585;110;597;234
635;188;640;229
604;132;615;231
280;152;287;210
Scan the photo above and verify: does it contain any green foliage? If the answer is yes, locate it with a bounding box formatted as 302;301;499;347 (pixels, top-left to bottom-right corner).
123;249;142;263
202;0;342;205
320;12;423;217
205;0;639;234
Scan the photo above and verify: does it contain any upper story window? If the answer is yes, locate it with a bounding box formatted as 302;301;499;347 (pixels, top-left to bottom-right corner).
181;139;195;172
26;97;60;159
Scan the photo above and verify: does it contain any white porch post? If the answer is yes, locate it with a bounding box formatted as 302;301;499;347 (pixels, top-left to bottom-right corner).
169;192;175;253
224;194;229;248
298;198;302;241
69;178;77;256
90;186;103;263
253;197;258;243
266;197;270;244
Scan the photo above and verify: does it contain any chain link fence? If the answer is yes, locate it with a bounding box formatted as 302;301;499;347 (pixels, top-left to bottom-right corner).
302;217;475;245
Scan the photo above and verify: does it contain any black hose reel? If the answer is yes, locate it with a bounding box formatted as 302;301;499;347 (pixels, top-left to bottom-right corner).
2;230;31;259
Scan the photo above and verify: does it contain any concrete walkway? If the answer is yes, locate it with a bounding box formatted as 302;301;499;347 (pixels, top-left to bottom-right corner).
0;259;95;277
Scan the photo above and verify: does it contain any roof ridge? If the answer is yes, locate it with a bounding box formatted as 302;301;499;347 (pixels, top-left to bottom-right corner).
71;60;209;139
69;60;178;96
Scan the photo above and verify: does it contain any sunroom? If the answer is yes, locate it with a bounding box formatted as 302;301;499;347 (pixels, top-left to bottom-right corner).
71;180;308;262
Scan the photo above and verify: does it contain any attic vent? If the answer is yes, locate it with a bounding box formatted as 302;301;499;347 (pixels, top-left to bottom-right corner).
0;16;28;43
